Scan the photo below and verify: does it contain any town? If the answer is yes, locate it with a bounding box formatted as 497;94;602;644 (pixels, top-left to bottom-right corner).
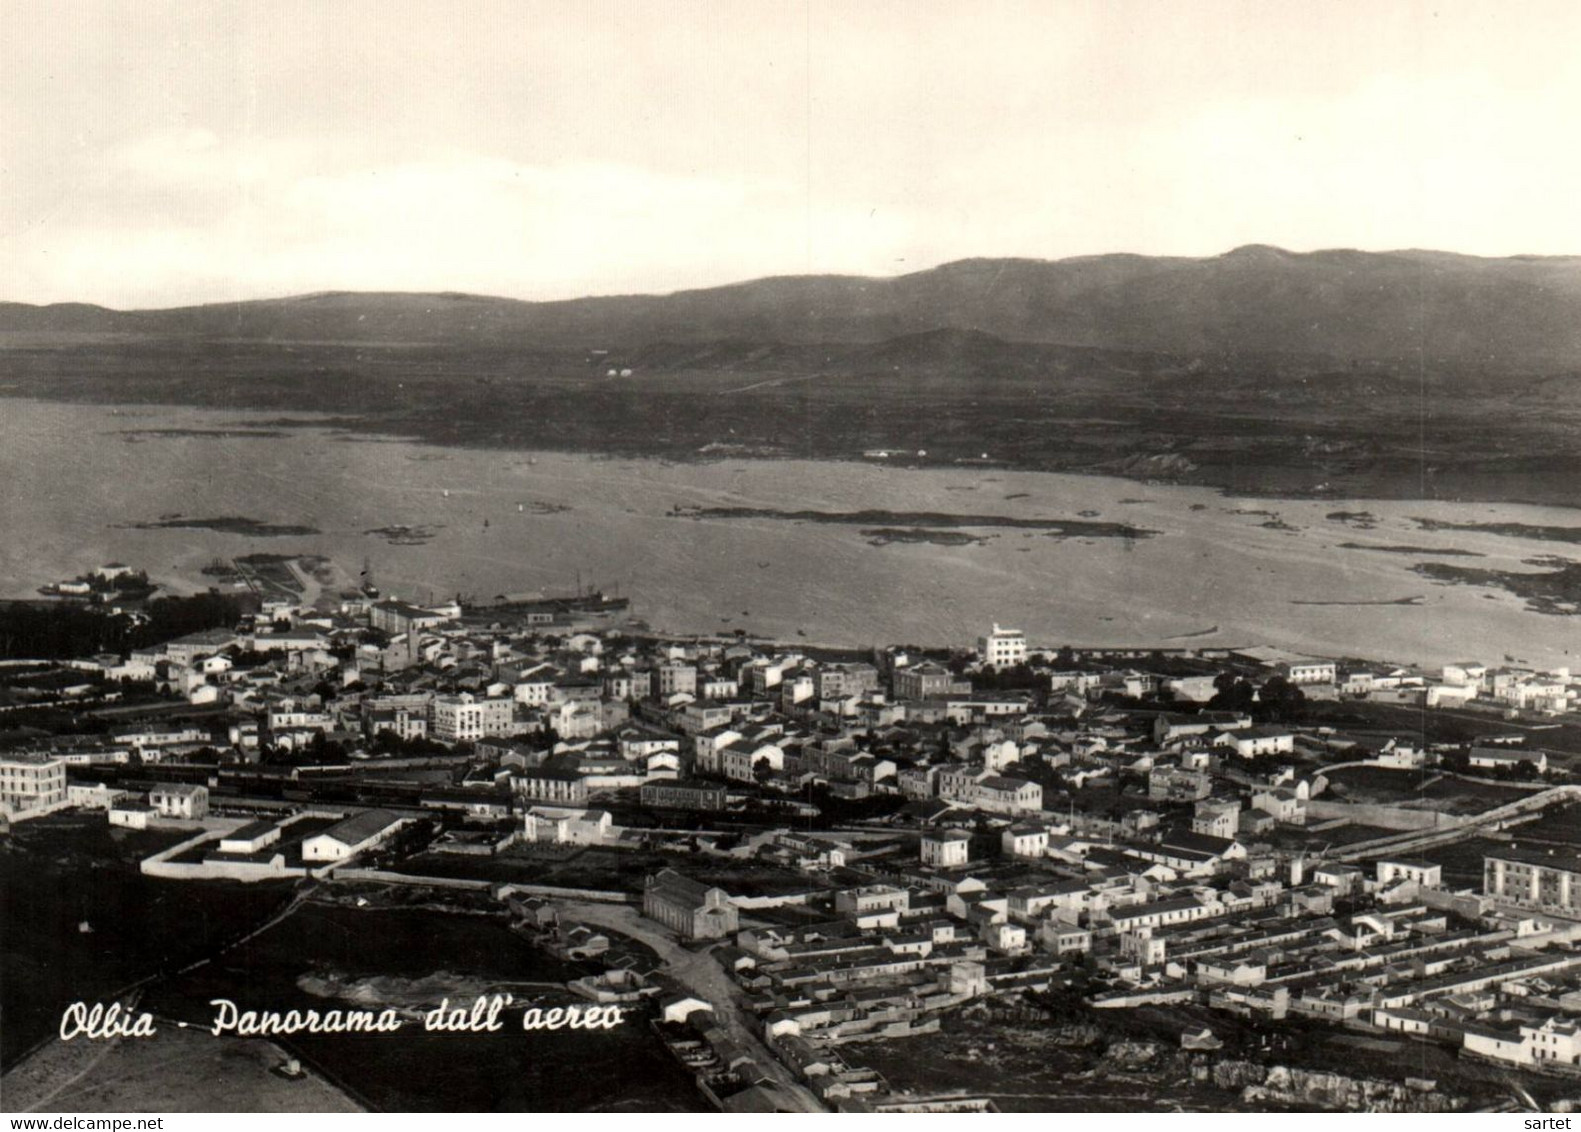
8;569;1581;1112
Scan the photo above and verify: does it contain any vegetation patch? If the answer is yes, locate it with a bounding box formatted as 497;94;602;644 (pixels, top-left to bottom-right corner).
862;528;990;547
1327;510;1378;527
682;505;1156;539
1413;560;1581;615
122;516;321;537
365;524;441;545
1412;518;1581;544
1334;543;1483;556
1290;595;1425;606
115;428;287;439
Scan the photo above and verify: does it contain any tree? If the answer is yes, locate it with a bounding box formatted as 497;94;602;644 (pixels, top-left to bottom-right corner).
1257;676;1307;723
1439;749;1470;775
298;731;348;765
1209;677;1256;714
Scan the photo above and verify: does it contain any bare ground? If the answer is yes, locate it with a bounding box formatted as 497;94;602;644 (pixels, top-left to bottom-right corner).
1;1025;363;1114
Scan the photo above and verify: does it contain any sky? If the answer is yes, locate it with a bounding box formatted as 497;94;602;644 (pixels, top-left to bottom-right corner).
3;0;1580;308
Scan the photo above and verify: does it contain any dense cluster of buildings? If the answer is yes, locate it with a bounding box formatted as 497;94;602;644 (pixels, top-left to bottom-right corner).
5;595;1565;825
14;578;1581;1105
612;826;1581;1106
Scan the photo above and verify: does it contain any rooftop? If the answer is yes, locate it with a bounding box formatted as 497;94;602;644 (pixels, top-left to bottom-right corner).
315;809;404;846
225;819;279;840
0;751;66;766
648;867;726;908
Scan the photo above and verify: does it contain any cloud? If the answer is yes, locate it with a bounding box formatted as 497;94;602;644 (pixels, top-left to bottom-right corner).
5;112;925;307
6;3;1581;306
6;135;915;306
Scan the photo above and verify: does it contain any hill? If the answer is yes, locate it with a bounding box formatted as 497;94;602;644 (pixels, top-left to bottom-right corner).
8;246;1581;369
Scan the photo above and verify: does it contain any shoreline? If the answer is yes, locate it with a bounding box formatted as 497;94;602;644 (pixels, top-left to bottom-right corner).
5;395;1580;669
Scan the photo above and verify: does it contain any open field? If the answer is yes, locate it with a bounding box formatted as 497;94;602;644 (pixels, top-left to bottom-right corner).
1322;767;1537;814
1306;702;1581;771
137;899;703;1112
0;815;294;1067
2;1026;364;1114
10;332;1581;508
1256;822;1404;853
1502;801;1581;847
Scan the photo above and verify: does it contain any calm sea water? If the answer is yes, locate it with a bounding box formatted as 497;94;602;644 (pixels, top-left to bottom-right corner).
3;396;1579;669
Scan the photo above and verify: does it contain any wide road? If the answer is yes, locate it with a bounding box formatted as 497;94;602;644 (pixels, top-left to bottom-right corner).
549;899;825;1112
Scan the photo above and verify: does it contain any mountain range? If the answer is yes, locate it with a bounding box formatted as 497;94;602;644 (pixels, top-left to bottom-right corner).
6;245;1581;371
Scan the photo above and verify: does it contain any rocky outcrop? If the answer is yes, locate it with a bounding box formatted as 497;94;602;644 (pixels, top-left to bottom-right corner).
1047;1023;1106;1047
1104;452;1199;479
1103;1040;1165;1068
1209;1061;1460;1112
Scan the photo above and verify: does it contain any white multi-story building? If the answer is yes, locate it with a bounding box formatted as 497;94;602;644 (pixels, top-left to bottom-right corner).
0;753;67;816
656;664;697;697
1441;662;1488;687
1192;798;1240;839
522;807;611;846
1376;859;1443;887
921;829;971;867
1280;660;1337;685
512;675;556;706
834;884;911;917
431;693;514;743
149;783;209;820
1001;824;1049;858
366;707;428;742
511;767;588;806
974;775;1043;817
267;707;335;732
1218;726;1295;757
691;727;743;776
977;624;1027;669
1461;1016;1581;1068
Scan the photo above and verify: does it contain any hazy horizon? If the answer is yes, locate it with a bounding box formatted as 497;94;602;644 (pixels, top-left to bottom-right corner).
9;240;1581;313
